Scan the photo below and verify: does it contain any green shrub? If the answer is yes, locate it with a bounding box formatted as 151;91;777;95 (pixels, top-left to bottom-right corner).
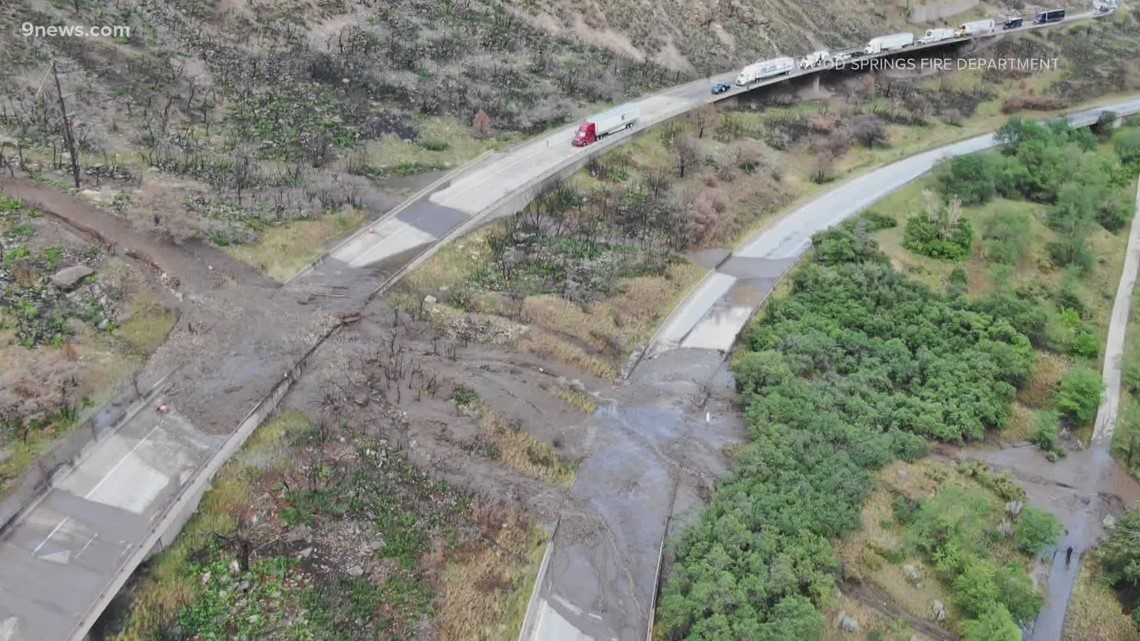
1115;127;1140;170
1031;411;1060;452
1014;507;1062;557
983;209;1031;265
953;558;999;618
1056;367;1103;424
904;210;975;261
948;265;969;297
995;563;1043;623
938;154;998;205
1101;508;1140;588
421;139;449;151
961;605;1022;641
1046;235;1093;273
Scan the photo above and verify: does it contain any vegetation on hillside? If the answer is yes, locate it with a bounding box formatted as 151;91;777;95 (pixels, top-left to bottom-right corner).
113;409;543;641
0;193;174;493
657;114;1140;638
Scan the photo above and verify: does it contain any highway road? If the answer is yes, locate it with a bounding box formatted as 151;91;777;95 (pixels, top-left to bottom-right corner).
651;97;1140;356
0;7;1122;641
328;8;1106;273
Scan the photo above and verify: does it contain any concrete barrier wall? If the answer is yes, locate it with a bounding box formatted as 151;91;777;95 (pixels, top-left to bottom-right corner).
907;0;979;23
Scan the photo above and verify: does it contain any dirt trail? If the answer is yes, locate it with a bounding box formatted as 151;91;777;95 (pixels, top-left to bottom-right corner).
0;177;273;296
843;581;959;641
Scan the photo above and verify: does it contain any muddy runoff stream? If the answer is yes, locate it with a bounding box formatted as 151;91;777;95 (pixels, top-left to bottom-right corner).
954;442;1140;640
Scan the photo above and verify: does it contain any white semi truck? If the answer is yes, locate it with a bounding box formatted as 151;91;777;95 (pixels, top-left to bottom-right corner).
918;28;956;44
735;57;796;85
864;32;914;55
956;19;995;37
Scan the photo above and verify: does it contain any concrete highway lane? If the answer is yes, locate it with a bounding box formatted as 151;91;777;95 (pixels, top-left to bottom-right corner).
0;404;220;641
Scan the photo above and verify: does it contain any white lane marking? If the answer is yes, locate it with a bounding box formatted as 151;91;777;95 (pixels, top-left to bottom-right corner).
32;419;165;555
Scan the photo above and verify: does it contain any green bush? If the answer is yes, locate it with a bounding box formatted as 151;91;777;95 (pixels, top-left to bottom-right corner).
953;558;1000;618
1056;367;1104;424
904;211;975;261
938;154;998;205
1014;507;1062;557
948;265;969;298
1046;235;1094;273
961;604;1022;641
662;224;1035;637
1102;508;1140;588
983;209;1031;265
1115;127;1140;170
995;563;1043;623
421;139;449;151
1032;411;1060;452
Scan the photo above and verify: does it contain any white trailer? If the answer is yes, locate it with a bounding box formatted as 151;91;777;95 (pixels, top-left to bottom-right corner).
735;57;796;85
591;104;638;137
956;19;995;37
918;28;956;44
799;50;831;68
864;32;914;55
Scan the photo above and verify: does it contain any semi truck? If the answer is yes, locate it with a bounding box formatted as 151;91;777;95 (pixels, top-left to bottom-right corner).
1034;9;1065;23
918;28;956;44
799;50;831;68
735;57;796;85
864;32;914;55
572;104;638;147
956;18;995;37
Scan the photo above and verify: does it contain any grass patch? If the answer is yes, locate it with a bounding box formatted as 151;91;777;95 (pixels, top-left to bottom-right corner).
1063;556;1140;641
474;400;577;487
225;209;365;281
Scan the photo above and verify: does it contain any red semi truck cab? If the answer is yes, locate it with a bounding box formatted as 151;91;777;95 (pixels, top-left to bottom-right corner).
571;104;639;147
572;122;597;147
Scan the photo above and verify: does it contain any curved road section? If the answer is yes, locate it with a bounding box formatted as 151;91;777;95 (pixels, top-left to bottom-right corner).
650;98;1140;356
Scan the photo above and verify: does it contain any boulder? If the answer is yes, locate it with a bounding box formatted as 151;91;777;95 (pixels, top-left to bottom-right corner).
51;265;94;291
423;294;438;305
903;564;921;585
347;565;364;577
1104;514;1117;529
932;600;946;622
837;611;860;633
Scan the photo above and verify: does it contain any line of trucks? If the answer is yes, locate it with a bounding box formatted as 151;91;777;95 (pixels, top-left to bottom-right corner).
741;8;1068;82
571;7;1073;145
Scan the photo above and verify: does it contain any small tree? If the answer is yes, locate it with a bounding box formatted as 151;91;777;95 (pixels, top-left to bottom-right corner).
1013;507;1062;556
472;109;493;139
691;104;719;139
812;149;836;184
673;134;701;178
848;114;887;148
1055;367;1103;424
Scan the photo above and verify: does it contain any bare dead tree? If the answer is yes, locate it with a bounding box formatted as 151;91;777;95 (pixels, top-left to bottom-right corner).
51;62;81;189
